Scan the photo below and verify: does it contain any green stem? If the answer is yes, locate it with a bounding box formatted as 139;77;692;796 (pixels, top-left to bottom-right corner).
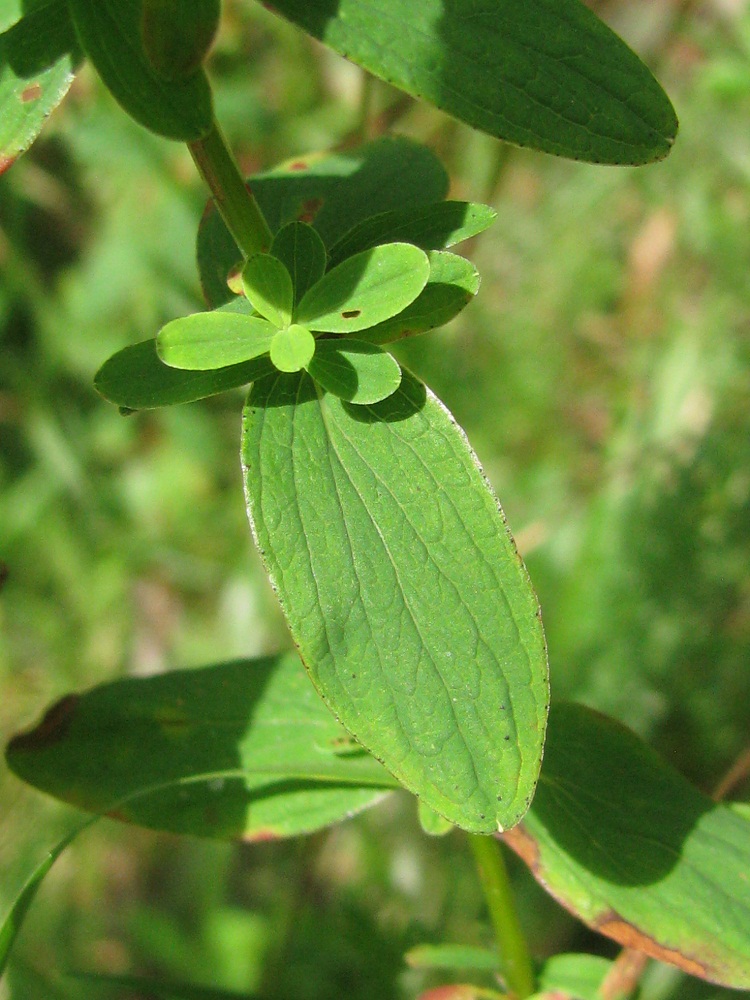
188;121;272;259
468;834;535;1000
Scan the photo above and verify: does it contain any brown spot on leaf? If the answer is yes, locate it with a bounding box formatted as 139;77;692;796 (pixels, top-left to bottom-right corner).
289;160;308;171
244;828;280;842
226;262;244;295
342;309;361;319
594;913;707;979
21;83;42;103
298;197;323;223
0;154;17;176
9;695;80;752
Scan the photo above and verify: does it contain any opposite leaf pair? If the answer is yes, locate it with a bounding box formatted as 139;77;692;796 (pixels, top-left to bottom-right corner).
157;221;431;405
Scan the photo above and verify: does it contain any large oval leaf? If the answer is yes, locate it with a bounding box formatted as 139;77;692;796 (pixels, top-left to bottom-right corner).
241;370;549;832
67;0;213;141
6;653;397;841
264;0;677;165
0;1;80;173
503;703;750;989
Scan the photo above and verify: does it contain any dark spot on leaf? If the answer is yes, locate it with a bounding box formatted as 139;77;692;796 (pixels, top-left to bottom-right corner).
119;406;137;416
0;561;8;591
496;795;502;801
342;309;361;319
21;83;42;103
9;695;80;752
504;735;510;741
298;197;323;223
289;160;308;171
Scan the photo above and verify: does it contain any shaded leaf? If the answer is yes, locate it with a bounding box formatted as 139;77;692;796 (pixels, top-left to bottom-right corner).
503;703;750;989
296;243;430;333
537;953;613;1000
241;370;548;833
94;338;274;410
307;338;401;405
67;0;213;140
197;137;449;308
271;221;327;306
141;0;220;81
242;252;294;327
0;1;80;173
357;251;480;345
270;324;315;373
264;0;677;165
328;201;497;269
406;944;500;972
157;312;277;371
6;653;397;841
417;801;454;837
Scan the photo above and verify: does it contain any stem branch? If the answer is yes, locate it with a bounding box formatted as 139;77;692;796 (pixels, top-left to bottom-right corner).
468;834;535;999
188;122;272;259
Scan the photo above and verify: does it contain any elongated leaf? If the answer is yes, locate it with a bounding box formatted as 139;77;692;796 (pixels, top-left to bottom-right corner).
358;251;480;345
270;324;315;373
0;1;80;173
242;370;549;833
242;253;294;327
0;816;96;979
271;221;327;306
6;654;397;841
296;243;430;333
503;703;750;989
307;339;401;404
94;338;275;410
67;0;213;140
158;312;277;371
406;944;500;973
264;0;677;165
197;137;449;308
328;202;497;269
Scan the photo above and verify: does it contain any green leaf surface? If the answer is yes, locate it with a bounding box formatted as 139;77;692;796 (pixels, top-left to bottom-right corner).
264;0;678;165
73;973;258;1000
406;944;500;972
307;338;401;404
271;221;327;306
503;703;750;989
197;137;449;308
0;1;80;173
241;370;549;833
537;953;613;1000
0;0;56;35
94;338;274;410
6;654;397;841
357;250;480;345
417;800;454;837
296;243;430;333
66;0;213;140
157;311;277;371
270;324;315;373
242;253;294;327
141;0;220;81
328;201;497;269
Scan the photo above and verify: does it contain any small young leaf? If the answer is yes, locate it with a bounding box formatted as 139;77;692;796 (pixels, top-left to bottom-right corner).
67;0;213;141
242;370;549;833
503;703;750;989
307;339;401;405
141;0;220;81
295;243;430;333
417;801;455;838
94;339;274;410
6;654;396;841
537;953;613;1000
358;251;480;345
241;253;294;327
0;1;81;173
328;201;497;268
157;312;277;371
269;324;315;373
271;222;327;306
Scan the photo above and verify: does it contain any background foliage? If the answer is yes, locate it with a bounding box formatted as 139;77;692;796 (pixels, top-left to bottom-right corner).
1;0;749;997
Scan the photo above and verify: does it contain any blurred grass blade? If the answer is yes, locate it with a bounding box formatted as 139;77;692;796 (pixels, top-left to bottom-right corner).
504;703;750;989
406;944;501;972
94;338;275;409
0;815;96;980
0;1;80;173
6;653;397;841
73;972;258;999
328;201;497;269
242;370;549;833
197;137;449;308
66;0;213;140
263;0;677;165
357;251;479;345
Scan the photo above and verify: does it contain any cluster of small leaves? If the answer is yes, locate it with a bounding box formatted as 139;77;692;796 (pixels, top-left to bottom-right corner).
157;224;428;406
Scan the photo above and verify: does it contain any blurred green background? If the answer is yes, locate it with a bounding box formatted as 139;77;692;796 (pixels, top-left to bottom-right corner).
1;0;749;997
